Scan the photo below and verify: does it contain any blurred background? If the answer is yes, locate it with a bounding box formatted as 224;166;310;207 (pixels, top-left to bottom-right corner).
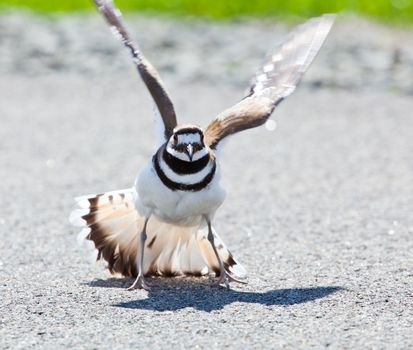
1;0;413;93
1;1;412;349
1;0;413;22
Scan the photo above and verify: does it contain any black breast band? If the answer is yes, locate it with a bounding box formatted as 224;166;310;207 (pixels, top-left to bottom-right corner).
153;149;216;192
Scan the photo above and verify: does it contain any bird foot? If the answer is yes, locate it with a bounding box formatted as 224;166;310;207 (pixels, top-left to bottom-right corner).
215;270;247;290
127;275;150;291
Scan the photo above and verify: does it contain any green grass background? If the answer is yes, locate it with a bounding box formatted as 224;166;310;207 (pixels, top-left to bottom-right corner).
1;0;412;22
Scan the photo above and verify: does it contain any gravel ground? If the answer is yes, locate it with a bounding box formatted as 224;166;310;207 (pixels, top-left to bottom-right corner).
0;13;412;349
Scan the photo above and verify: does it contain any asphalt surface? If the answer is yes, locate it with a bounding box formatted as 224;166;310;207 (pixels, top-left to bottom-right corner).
1;13;412;350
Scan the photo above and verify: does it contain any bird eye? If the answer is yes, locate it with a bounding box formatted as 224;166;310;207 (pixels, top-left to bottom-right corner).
193;143;202;152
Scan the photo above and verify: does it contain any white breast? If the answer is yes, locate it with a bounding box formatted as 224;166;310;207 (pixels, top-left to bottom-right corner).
135;160;226;224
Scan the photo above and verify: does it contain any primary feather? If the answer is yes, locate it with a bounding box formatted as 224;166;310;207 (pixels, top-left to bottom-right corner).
204;14;335;149
93;0;177;139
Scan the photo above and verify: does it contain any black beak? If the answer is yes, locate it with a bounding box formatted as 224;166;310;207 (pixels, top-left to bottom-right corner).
185;144;194;161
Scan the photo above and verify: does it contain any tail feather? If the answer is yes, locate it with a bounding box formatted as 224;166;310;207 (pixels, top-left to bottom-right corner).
70;188;247;279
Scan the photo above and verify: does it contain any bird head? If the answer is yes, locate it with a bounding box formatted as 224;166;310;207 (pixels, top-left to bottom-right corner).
166;125;207;162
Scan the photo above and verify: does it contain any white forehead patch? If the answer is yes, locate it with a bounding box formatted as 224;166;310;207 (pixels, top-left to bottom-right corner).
177;133;201;144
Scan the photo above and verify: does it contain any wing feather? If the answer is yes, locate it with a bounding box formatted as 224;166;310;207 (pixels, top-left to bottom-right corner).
93;0;178;139
204;14;335;149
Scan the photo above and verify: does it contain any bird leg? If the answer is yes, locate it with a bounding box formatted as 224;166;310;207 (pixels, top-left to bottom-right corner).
128;214;151;291
204;216;244;290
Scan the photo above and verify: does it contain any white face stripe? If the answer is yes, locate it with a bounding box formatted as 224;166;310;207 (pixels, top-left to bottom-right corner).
158;157;214;185
192;147;208;161
166;145;189;161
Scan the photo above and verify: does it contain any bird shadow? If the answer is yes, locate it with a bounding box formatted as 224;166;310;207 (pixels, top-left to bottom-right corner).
84;277;343;312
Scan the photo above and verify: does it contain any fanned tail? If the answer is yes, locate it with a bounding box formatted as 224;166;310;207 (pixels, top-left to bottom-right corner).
70;189;247;279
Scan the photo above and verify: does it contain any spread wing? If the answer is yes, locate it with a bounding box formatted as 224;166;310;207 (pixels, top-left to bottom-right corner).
93;0;177;139
204;14;335;149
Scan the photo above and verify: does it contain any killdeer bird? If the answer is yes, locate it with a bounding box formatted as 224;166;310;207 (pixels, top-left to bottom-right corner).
70;0;334;290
